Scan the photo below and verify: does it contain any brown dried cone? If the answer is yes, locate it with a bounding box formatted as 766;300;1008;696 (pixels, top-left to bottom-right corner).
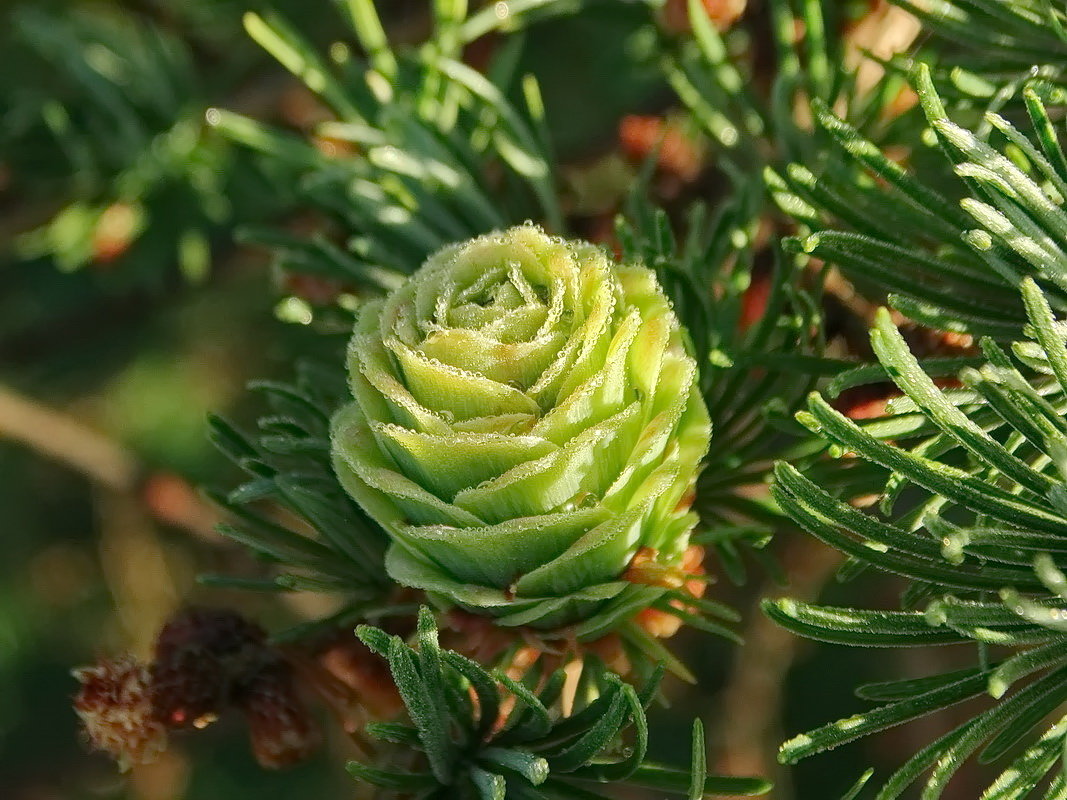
75;607;324;773
149;606;272;729
150;607;322;769
73;656;168;771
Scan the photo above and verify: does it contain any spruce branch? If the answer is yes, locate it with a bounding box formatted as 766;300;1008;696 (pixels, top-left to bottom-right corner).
615;188;860;582
890;0;1067;109
208;0;601;299
210;0;877;595
664;0;918;181
205;359;394;637
774;69;1067;339
770;278;1067;798
4;5;282;280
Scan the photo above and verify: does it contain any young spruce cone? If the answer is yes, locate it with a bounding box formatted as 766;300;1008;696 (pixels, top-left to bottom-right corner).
331;226;711;631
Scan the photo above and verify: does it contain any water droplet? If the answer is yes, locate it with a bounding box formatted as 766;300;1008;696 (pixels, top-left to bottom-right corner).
329;41;349;63
275;296;314;325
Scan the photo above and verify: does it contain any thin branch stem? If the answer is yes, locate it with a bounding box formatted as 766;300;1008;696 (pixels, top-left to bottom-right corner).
0;384;138;491
0;383;219;540
713;534;845;800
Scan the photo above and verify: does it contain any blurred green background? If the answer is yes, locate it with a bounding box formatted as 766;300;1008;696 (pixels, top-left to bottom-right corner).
0;2;985;798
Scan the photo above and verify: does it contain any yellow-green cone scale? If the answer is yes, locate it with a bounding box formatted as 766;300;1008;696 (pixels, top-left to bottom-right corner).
331;226;711;631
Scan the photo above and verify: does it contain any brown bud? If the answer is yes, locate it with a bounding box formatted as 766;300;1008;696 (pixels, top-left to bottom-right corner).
281;273;345;306
618;115;704;182
240;665;321;769
150;607;271;729
73;656;168;771
630;545;709;639
585;634;632;677
92;202;140;264
317;634;404;720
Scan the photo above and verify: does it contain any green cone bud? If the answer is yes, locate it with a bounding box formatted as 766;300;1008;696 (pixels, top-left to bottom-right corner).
331;226;711;631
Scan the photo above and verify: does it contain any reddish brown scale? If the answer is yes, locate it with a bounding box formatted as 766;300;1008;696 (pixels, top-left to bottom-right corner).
73;656;168;770
675;486;698;515
739;271;773;332
311;136;357;159
315;634;404;721
627;544;709;639
91;202;139;264
282;273;346;306
240;662;321;769
442;609;517;665
584;634;631;676
844;393;891;421
618;115;704;182
661;0;747;34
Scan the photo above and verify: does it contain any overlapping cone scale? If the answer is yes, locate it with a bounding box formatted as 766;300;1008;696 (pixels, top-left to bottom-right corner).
331;225;711;632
